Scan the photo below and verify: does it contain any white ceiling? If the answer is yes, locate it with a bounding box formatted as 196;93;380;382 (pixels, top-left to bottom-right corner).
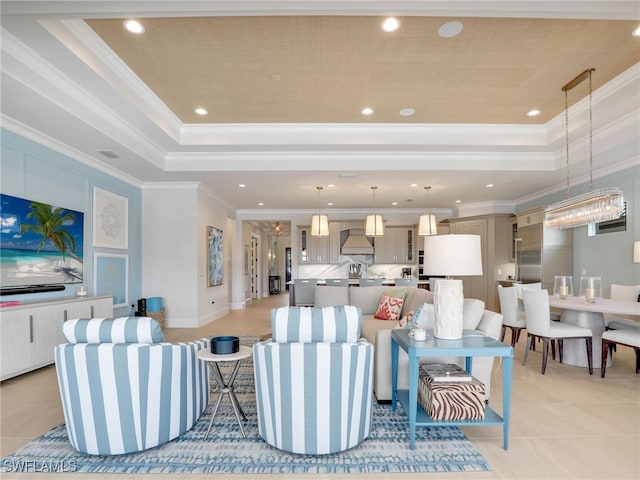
1;1;639;216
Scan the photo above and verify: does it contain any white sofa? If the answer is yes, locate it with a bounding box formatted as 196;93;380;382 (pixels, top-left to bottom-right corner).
314;285;503;403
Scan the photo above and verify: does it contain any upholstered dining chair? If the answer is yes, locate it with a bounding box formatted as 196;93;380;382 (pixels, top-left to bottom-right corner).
604;284;640;331
601;328;640;377
522;289;594;375
497;285;526;347
293;278;318;306
515;282;560;321
54;317;209;455
253;306;373;454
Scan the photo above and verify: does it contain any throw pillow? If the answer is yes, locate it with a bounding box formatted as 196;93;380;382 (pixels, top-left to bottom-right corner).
398;302;435;329
374;294;405;321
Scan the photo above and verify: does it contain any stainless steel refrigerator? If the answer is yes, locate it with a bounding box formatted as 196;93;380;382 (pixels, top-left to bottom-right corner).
516;221;573;291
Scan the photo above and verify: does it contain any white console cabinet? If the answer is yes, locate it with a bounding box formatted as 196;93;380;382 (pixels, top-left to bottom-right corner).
1;295;113;380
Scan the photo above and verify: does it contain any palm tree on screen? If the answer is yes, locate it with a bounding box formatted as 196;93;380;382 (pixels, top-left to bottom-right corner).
21;202;80;262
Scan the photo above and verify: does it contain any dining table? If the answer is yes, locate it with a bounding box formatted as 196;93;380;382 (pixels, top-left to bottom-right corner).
548;295;640;369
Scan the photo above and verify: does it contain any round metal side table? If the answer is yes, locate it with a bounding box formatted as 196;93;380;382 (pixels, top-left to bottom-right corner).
196;345;252;439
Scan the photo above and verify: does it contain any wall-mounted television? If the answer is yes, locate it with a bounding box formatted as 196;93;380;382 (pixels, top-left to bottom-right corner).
1;193;84;295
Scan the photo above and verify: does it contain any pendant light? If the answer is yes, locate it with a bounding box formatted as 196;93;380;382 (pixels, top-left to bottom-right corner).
544;68;624;229
310;186;329;236
365;186;385;236
418;185;438;236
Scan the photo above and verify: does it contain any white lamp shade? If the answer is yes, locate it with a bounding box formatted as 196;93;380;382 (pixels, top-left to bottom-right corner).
310;214;329;236
365;214;385;236
634;241;640;263
418;214;438;236
423;234;483;276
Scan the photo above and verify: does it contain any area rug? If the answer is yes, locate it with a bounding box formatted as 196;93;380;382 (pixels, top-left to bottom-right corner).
1;337;491;475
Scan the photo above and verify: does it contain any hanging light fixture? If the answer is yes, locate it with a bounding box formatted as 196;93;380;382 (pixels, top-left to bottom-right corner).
418;185;438;236
545;68;624;229
365;186;385;236
310;186;329;236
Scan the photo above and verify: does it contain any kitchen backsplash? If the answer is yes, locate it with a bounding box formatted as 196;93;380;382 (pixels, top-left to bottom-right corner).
298;255;417;279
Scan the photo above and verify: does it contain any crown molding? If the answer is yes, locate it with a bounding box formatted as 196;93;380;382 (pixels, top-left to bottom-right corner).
1;115;143;188
3;1;637;20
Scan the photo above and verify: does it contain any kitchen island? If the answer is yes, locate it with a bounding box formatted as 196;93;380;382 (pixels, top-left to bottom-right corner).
287;278;430;306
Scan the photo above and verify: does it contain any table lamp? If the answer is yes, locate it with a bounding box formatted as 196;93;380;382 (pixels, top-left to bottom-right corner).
423;234;483;339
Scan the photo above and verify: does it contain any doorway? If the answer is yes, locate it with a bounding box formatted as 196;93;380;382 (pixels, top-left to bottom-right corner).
285;247;292;291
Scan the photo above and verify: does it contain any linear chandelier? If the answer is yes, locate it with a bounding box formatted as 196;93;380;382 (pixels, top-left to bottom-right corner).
545;68;624;229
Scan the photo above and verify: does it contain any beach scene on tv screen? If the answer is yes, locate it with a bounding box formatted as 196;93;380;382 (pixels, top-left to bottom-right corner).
1;194;84;287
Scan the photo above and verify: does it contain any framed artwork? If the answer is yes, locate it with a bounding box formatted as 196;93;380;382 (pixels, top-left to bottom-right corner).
93;187;128;249
94;253;128;307
207;226;223;286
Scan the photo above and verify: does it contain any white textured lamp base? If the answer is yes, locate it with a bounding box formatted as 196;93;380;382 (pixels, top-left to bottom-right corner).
433;279;464;340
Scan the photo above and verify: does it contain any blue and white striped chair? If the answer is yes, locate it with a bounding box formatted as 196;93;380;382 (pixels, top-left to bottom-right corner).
54;317;209;455
253;306;373;454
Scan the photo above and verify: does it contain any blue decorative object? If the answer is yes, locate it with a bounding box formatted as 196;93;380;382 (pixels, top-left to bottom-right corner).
211;335;239;354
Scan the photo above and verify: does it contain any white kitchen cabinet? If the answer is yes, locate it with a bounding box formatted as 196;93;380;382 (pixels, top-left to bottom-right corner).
299;223;339;264
0;295;113;380
374;227;415;263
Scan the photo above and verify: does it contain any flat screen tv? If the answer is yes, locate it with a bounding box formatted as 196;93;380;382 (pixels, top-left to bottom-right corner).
1;193;84;295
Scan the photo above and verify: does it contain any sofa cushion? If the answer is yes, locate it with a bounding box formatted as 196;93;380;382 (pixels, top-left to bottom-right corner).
349;286;388;315
271;306;362;343
402;288;434;317
314;285;350;307
374;294;405;321
62;317;165;344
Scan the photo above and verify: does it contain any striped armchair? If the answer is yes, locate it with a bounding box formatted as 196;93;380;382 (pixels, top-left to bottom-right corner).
54;317;209;455
253;306;373;454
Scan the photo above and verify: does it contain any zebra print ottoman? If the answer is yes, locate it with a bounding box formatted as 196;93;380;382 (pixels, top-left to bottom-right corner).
417;364;485;420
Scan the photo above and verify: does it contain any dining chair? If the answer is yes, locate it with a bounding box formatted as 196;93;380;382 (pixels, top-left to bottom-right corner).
515;282;560;321
394;277;418;286
600;328;640;377
293;278;318;306
325;278;350;287
359;278;383;286
604;284;640;331
497;285;526;347
522;289;593;375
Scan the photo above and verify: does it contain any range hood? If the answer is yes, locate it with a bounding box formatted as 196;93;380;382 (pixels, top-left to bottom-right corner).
341;229;374;255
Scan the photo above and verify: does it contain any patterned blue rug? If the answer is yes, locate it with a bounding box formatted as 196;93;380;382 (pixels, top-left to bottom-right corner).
1;342;491;474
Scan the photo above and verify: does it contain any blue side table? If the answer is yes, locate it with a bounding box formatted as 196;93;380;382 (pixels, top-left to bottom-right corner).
391;328;514;450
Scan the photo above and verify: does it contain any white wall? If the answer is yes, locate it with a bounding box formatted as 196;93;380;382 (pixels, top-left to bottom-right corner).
142;183;234;327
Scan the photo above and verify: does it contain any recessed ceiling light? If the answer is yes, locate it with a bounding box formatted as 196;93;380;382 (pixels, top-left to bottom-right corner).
486;184;494;188
339;173;357;178
527;109;541;117
258;202;264;206
633;26;640;37
391;201;398;206
455;199;462;203
381;17;401;32
194;107;208;115
399;108;416;116
327;184;335;188
327;202;334;206
410;183;418;187
439;21;463;38
238;184;246;188
123;20;145;34
361;107;374;115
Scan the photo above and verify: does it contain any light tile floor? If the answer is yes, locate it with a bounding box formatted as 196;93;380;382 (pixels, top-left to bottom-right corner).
1;293;639;479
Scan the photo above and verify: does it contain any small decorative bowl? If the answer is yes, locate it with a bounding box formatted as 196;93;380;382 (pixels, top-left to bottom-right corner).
211;335;239;355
